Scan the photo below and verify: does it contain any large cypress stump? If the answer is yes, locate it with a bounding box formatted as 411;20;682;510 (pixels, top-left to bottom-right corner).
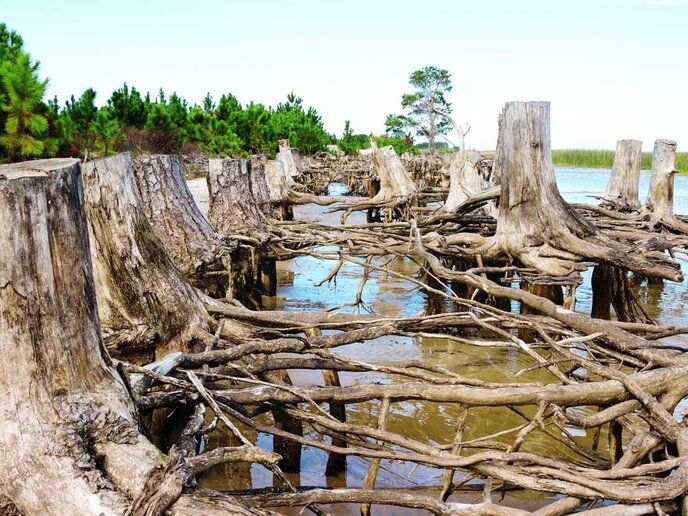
487;102;681;281
83;154;212;360
132;154;233;298
642;139;688;233
602;139;642;210
208;157;273;304
0;159;161;514
370;145;417;204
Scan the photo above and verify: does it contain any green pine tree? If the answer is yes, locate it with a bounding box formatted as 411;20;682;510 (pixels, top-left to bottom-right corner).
0;51;49;160
89;109;122;157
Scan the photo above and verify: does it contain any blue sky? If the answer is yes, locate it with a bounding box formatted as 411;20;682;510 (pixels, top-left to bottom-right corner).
2;0;687;150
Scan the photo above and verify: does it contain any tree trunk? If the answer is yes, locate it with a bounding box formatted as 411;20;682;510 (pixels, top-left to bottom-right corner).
0;158;161;515
83;154;211;360
602;139;642;210
208;158;268;236
276;139;302;181
132;154;233;298
444;149;484;213
370;145;418;203
207;157;271;305
642;139;688;233
488;102;681;281
591;265;613;320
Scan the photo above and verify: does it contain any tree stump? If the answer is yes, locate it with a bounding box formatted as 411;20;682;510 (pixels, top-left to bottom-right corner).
265;159;294;220
0;158;160;514
487;102;681;281
642;139;688;233
602;139;642;210
208;158;272;304
83;154;211;360
132;154;233;298
370;145;417;204
444;149;484;213
276;138;302;182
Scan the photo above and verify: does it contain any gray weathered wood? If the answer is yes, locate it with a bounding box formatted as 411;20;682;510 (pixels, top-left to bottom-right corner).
603;139;642;209
83;154;211;359
0;158;161;515
132;154;233;298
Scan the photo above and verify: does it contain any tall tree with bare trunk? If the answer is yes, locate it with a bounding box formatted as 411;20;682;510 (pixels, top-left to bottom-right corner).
386;66;453;154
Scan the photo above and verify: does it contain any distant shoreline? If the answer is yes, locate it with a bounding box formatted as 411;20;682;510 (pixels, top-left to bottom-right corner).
477;149;688;174
551;149;688;173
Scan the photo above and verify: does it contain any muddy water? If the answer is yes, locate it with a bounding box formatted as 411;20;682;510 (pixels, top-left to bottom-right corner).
188;169;688;512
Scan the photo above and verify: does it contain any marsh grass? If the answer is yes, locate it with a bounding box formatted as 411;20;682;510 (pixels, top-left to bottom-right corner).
552;149;688;173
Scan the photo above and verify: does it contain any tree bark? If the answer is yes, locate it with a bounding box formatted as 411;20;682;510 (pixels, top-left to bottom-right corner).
370;145;418;204
207;157;268;236
591;265;613;320
602;139;642;210
207;157;271;304
0;158;161;515
641;139;688;233
444;149;484;213
264;159;294;220
132;154;233;298
486;102;681;281
83;154;211;360
276;139;302;181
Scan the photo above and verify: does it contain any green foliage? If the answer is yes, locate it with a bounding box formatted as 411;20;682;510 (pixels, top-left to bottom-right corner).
375;135;417;155
270;92;332;155
552;149;688;173
188;105;242;157
58;88;98;156
0;24;336;162
388;66;453;153
242;102;273;154
0;51;50;159
338;120;370;155
108;83;147;128
89;108;123;156
415;141;448;150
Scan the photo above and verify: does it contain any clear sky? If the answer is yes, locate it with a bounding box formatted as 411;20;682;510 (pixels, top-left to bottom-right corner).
2;0;687;150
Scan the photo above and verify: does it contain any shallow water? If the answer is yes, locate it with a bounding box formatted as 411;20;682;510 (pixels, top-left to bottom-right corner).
189;168;688;511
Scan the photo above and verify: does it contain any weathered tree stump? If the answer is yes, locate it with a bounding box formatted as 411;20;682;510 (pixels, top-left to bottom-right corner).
444;149;484;213
354;145;418;223
83;154;212;360
602;139;642;210
488;102;680;280
132;154;233;298
642;139;688;233
276;138;302;182
208;158;269;237
0;159;161;514
265;159;294;220
208;157;274;304
370;145;417;204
